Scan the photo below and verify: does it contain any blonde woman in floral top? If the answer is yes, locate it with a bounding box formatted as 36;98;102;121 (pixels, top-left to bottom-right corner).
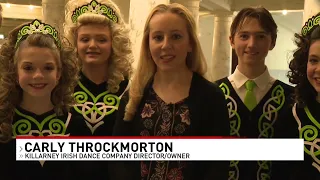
112;3;230;180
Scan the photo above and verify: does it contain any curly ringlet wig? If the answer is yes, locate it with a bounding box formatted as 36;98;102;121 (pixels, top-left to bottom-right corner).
287;15;320;106
0;22;80;142
64;0;133;93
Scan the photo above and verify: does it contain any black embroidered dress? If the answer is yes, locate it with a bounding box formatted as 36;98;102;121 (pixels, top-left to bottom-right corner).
139;88;190;180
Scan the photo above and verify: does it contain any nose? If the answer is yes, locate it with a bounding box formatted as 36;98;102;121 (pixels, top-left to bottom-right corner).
161;36;172;50
247;36;257;48
315;64;320;72
33;69;44;79
88;39;97;48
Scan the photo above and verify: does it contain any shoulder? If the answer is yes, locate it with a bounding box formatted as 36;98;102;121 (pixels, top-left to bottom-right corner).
66;113;91;136
215;76;229;85
191;73;225;100
119;78;129;92
274;80;294;91
192;73;217;89
272;80;295;102
114;78;130;98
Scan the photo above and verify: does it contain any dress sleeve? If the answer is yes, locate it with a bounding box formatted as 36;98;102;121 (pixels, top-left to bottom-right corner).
110;91;140;180
112;91;134;136
272;104;300;180
202;84;230;180
189;80;230;180
66;113;92;136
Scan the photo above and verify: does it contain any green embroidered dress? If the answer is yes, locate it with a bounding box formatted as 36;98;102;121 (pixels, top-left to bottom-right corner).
72;72;128;136
69;72;128;180
216;77;293;180
0;106;89;180
273;99;320;180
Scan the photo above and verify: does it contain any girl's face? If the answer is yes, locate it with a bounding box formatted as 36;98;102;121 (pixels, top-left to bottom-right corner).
77;23;112;67
17;46;60;100
148;12;192;72
307;40;320;94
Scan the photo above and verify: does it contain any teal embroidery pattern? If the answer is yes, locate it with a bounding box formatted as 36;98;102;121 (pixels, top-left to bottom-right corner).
219;82;241;180
12;108;70;137
294;104;320;172
73;81;120;134
257;85;285;180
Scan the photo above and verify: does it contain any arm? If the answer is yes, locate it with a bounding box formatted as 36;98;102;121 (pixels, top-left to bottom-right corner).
109;91;140;180
113;91;132;136
189;79;230;180
67;113;92;136
202;85;230;180
272;104;300;180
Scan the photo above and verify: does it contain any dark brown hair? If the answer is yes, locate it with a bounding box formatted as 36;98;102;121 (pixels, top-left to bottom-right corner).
230;6;277;44
287;14;320;106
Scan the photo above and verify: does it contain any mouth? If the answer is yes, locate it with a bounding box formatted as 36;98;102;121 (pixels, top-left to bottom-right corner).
29;83;47;89
160;55;175;61
314;77;320;84
86;52;100;55
245;52;259;55
86;52;101;57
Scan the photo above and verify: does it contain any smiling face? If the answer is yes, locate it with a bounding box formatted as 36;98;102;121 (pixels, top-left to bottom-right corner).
230;17;275;67
77;23;112;67
17;46;60;100
307;40;320;94
148;12;192;72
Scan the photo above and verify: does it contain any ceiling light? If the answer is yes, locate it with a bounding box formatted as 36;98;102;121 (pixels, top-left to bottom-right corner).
282;10;288;15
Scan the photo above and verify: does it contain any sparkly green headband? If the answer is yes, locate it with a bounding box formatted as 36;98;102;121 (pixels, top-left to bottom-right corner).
15;19;61;48
301;14;320;36
71;0;118;23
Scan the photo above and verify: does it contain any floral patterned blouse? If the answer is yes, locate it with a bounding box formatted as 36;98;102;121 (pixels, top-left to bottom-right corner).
139;87;190;180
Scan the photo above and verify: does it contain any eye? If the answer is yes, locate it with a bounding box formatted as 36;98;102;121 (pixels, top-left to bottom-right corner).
79;37;89;42
309;58;319;64
153;35;163;41
172;34;182;40
44;65;55;71
98;38;107;43
257;34;266;39
22;65;33;71
239;34;249;40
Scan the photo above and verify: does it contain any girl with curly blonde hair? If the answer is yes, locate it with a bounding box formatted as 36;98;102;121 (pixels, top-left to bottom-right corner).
64;0;133;136
0;19;88;179
64;0;133;179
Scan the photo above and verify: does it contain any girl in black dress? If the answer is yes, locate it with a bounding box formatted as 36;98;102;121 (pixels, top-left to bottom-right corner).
0;19;87;180
273;13;320;180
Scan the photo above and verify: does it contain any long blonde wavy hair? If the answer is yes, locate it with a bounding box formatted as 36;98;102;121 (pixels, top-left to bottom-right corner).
64;0;133;93
0;22;79;142
124;3;207;121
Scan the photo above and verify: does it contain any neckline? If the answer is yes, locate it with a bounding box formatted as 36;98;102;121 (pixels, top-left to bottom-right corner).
15;106;55;118
80;71;107;88
150;87;189;105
